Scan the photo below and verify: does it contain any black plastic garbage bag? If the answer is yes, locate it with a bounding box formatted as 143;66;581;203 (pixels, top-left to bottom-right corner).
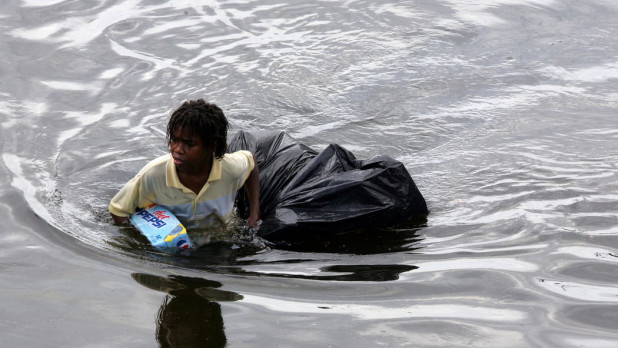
228;130;428;247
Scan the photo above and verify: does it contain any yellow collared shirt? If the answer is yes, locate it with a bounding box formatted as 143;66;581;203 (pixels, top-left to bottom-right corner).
109;151;254;236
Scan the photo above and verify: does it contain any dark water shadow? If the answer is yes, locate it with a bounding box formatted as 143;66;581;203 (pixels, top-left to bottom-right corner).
254;263;419;282
112;220;426;282
179;245;419;281
132;273;243;348
263;218;427;254
110;216;426;257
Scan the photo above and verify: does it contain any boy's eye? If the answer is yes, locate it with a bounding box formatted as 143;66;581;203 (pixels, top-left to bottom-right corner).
171;137;195;147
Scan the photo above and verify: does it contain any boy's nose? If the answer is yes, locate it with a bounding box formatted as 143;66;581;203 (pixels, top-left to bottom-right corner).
171;143;184;154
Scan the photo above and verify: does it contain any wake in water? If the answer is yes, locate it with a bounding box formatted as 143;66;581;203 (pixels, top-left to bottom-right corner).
2;1;618;345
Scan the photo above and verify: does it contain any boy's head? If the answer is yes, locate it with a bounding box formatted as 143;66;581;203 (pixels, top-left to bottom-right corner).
166;99;229;159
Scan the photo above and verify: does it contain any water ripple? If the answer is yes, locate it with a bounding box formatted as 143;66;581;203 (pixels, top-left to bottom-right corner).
2;0;618;344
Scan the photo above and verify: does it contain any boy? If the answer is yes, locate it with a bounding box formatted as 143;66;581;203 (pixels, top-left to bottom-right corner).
109;99;260;246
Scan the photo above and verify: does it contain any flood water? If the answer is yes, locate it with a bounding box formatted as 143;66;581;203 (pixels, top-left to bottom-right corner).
2;0;618;347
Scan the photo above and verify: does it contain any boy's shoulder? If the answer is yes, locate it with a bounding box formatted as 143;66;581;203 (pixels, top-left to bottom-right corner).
222;150;252;164
220;150;254;175
136;154;171;176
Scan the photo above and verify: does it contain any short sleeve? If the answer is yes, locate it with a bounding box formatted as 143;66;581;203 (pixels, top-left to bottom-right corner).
109;173;156;217
224;150;255;191
109;176;141;217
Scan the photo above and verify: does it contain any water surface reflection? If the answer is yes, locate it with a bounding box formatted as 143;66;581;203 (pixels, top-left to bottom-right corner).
2;0;618;346
132;273;243;348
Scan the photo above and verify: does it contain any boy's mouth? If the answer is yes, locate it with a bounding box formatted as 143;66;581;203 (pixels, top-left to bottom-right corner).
172;156;184;165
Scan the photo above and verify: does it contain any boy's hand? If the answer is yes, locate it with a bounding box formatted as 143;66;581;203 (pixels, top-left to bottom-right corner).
111;213;130;226
247;212;261;229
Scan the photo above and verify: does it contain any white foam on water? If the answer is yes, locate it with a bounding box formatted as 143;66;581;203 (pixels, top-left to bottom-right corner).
540;62;618;83
242;294;529;322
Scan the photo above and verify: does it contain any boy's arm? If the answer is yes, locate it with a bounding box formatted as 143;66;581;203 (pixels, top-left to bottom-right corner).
111;213;130;226
109;175;143;226
244;153;261;228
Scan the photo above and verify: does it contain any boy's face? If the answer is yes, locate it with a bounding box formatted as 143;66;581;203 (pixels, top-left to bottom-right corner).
169;127;213;174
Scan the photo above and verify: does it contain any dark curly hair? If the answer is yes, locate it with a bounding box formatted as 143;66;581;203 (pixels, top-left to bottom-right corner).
166;99;229;159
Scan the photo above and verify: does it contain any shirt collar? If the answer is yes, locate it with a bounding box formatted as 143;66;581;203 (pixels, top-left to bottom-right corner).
166;154;222;191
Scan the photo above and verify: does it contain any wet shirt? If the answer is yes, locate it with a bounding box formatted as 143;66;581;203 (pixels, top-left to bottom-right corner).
109;151;254;237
